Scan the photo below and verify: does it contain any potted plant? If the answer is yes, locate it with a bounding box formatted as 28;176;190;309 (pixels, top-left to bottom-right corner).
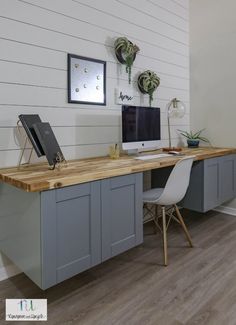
137;70;160;107
114;37;140;84
178;129;210;148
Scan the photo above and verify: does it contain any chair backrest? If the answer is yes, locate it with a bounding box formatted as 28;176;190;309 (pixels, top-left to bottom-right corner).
156;156;194;206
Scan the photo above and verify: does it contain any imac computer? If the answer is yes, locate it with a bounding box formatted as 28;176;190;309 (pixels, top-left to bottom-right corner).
122;105;161;152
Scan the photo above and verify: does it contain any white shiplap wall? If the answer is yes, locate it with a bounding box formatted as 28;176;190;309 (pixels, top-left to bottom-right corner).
0;0;189;278
0;0;189;168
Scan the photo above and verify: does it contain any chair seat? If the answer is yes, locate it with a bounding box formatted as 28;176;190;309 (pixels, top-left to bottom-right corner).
143;188;164;203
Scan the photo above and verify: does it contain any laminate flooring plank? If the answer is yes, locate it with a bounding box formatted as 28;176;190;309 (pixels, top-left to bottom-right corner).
0;211;236;324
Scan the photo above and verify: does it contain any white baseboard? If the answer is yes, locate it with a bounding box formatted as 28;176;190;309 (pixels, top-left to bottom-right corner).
214;205;236;216
0;264;21;282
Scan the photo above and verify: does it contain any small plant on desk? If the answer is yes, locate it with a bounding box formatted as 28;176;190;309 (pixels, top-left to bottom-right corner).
178;129;210;148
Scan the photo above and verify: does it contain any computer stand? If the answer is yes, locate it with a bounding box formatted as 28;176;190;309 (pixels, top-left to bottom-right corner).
126;147;161;156
126;149;139;156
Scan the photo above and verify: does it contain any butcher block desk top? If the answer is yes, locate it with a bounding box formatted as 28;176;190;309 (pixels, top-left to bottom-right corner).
0;147;235;193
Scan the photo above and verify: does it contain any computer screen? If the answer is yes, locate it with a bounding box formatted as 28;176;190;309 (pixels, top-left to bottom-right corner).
122;105;161;144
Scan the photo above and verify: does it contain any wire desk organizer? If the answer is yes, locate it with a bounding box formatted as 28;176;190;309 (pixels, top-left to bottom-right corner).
16;120;67;170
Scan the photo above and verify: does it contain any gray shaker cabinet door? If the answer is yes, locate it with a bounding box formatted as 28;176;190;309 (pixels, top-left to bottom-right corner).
181;154;236;212
41;181;101;289
204;154;236;211
101;173;143;262
203;157;220;211
219;154;236;203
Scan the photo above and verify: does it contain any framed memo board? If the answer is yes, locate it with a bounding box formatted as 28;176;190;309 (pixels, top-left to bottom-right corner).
68;54;106;105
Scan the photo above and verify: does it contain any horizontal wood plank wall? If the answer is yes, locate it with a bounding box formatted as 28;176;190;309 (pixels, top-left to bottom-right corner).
0;0;189;167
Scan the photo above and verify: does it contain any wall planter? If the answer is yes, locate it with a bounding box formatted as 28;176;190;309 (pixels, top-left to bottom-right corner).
114;37;139;84
137;70;160;106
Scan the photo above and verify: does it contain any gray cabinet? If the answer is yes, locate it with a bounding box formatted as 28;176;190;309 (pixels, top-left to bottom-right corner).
152;154;236;213
182;154;236;212
0;172;143;289
41;173;143;288
101;174;143;261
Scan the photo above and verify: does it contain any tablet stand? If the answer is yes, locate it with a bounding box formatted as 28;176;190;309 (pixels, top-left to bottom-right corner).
17;120;67;170
17;120;34;169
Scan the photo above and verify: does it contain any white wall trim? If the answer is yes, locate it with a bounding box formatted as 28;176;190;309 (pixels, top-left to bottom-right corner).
214;205;236;217
0;264;21;282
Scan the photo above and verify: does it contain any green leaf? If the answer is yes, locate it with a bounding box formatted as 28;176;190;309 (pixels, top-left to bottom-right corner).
198;136;210;142
178;128;209;142
179;133;189;138
138;70;160;95
192;129;205;138
114;37;139;84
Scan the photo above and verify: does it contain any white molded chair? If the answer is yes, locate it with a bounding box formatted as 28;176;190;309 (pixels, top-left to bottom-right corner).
143;156;195;266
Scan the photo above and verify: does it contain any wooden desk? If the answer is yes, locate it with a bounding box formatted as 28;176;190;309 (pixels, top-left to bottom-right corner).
0;147;235;192
0;147;235;289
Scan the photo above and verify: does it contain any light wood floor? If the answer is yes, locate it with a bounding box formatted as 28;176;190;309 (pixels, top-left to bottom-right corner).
1;210;236;325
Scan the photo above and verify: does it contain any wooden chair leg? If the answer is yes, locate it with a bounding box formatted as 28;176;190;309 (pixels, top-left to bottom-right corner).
174;204;193;248
161;206;168;266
